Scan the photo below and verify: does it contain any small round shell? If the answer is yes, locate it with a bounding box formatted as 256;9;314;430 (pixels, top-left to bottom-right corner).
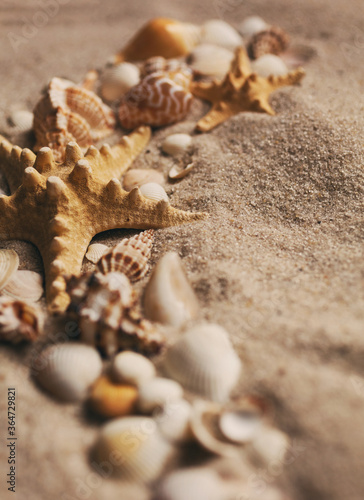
201;20;243;51
101;63;140;101
123;169;164;192
247;26;290;60
0;249;19;290
0;297;42;344
155;399;193;444
238;16;268;37
138;377;183;414
219;408;262;444
111;351;156;386
169;162;194;180
33;343;103;402
139;183;169;202
188;44;234;79
85;243;109;264
3;270;43;302
8;110;34;134
162;323;241;402
251;54;288;77
88;375;138;418
244;424;290;467
162;134;192;157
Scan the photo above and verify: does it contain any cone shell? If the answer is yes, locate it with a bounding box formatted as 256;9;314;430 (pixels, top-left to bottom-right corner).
3;270;43;302
8;110;34;134
247;26;290;60
162;133;192;157
139;183;169;203
122;169;164;191
93;416;175;482
111;350;156;386
88;375;138;418
163;323;241;402
33;343;103;402
97;230;154;281
0;297;42;344
188;44;235;79
116;18;202;62
85;243;109;264
143;252;199;327
201;20;243;51
137;377;184;414
0;249;19;290
101;63;140;101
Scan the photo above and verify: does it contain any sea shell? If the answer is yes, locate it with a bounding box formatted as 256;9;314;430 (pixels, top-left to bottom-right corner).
140;57;188;79
244;424;290;467
238;16;268;38
118;69;193;129
138;377;184;414
251;54;289;77
111;350;156;385
162;133;192;157
122;169;164;191
93;416;175;482
33;343;103;402
100;62;140;101
115;18;202;62
3;270;43;302
247;26;290;60
155;399;193;443
162;323;241;402
33;77;116;162
188;44;235;79
219;406;263;444
85;243;109;264
139;183;169;202
66;271;165;357
0;297;42;344
169;162;194;180
7;110;34;134
97;230;154;281
201;20;243;51
88;375;138;418
143;252;199;327
0;249;19;290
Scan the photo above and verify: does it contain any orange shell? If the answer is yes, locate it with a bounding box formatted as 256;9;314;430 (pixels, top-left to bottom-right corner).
89;375;138;418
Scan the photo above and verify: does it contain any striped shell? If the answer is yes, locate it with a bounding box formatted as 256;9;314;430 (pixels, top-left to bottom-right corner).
0;249;19;289
118;69;193;129
0;297;42;344
3;270;43;302
140;57;190;79
122;168;164;191
85;243;109;264
140;183;169;202
97;230;154;281
247;26;290;60
33;77;116;161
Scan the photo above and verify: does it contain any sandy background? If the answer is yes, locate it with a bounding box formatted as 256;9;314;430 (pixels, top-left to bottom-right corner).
0;0;363;499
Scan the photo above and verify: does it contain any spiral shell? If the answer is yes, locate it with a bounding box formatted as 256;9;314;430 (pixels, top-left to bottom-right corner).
247;26;290;60
0;297;42;344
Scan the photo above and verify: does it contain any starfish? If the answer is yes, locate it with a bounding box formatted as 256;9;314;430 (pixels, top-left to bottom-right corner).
191;46;305;132
0;126;207;313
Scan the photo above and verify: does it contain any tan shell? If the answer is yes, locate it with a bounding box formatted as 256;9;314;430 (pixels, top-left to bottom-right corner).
0;297;42;344
111;350;156;385
100;62;140;101
201;20;243;51
88;375;138;418
238;16;268;37
0;249;19;290
85;243;109;264
247;26;290;60
169;162;194;180
188;44;235;79
137;377;184;414
162;133;192;157
97;230;154;281
3;270;43;302
122;168;164;191
8;110;34;134
251;54;289;77
140;183;169;202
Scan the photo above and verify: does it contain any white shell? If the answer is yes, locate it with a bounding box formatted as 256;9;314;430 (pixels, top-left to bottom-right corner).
163;323;241;402
138;377;183;414
244;424;290;467
34;343;103;402
189;44;234;78
8;110;34;133
169;162;194;180
93;416;174;482
251;54;289;77
3;270;43;302
139;182;169;202
219;409;262;444
155;399;192;443
101;62;140;101
111;350;156;386
122;169;164;192
201;20;243;51
0;249;19;290
85;243;109;264
238;16;268;37
143;252;199;327
162;133;192;157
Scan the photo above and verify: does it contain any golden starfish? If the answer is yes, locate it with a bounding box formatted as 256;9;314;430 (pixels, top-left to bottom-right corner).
0;126;207;313
191;47;305;132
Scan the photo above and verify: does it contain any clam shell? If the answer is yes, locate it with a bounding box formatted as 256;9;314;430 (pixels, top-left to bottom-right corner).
93;416;175;482
138;377;183;414
244;424;290;467
101;63;140;101
123;169;164;192
188;44;234;78
34;343;103;402
162;133;192;157
85;243;109;264
0;297;43;344
0;249;19;290
155;399;192;444
219;408;262;444
143;252;199;327
3;270;43;302
139;183;169;202
111;350;156;386
169;162;194;180
88;375;138;418
251;54;288;77
162;323;241;402
8;110;34;134
238;16;268;37
201;20;243;51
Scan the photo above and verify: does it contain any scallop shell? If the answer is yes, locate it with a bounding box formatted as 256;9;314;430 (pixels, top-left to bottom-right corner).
118;69;193;129
3;270;43;302
33;77;116;162
162;133;192;157
97;230;154;281
143;252;199;327
122;169;164;191
93;416;175;482
7;110;34;134
244;424;290;467
247;26;290;60
137;377;183;414
85;243;109;264
139;183;169;202
155;399;192;444
33;343;103;402
0;249;19;290
0;297;42;344
111;351;156;386
238;16;268;38
201;20;243;51
101;63;140;101
251;54;289;77
188;44;234;79
169;162;194;180
162;323;241;402
88;375;138;418
115;18;202;62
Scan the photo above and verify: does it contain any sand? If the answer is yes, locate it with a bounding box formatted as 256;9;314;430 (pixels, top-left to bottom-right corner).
0;0;363;499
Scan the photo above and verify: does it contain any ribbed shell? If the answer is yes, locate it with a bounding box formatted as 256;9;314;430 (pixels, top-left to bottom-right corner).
247;26;290;60
122;168;164;191
0;249;19;290
0;297;42;344
3;270;43;302
97;230;154;281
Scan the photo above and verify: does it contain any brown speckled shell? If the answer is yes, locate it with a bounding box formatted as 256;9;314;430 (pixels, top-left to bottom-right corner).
140;57;190;79
0;297;42;343
247;26;290;60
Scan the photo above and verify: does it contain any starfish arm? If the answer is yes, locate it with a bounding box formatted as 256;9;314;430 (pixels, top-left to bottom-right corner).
266;68;305;90
191;81;224;104
0;136;37;193
195;102;237;132
228;46;252;82
0;195;22;239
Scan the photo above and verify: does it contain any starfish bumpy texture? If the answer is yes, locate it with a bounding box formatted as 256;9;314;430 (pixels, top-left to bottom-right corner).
0;126;207;313
191;47;305;132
